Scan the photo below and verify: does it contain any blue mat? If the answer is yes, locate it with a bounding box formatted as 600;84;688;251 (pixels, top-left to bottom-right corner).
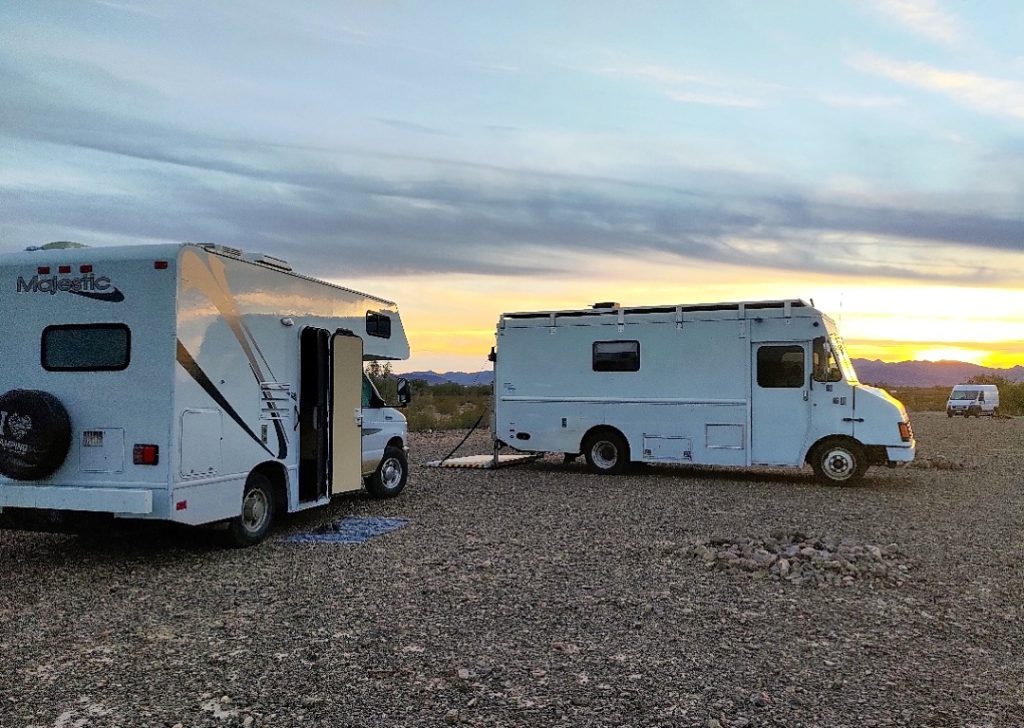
285;516;409;544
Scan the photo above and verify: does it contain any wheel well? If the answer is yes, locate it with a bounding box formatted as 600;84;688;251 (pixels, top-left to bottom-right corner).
579;425;628;455
386;436;404;450
805;436;864;464
251;461;289;513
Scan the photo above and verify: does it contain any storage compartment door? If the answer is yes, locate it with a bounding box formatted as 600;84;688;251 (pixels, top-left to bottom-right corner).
330;332;364;494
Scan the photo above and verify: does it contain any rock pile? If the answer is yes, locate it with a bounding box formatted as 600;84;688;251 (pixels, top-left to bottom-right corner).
908;455;966;470
690;530;911;587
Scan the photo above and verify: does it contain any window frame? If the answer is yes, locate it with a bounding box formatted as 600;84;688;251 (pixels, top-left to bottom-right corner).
756;344;805;389
592;339;641;373
41;323;132;372
366;311;392;339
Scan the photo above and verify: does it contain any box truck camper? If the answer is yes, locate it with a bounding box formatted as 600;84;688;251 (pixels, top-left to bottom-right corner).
491;299;915;484
0;243;412;545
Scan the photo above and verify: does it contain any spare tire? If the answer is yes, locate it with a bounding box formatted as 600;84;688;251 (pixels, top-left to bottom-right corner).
0;390;72;481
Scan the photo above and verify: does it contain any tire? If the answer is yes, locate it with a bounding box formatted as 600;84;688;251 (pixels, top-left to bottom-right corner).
946;411;953;418
365;446;408;499
226;472;276;547
583;429;630;475
811;439;867;485
0;389;72;481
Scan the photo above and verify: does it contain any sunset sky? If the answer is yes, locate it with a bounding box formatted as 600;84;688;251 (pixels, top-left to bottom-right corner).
2;1;1022;372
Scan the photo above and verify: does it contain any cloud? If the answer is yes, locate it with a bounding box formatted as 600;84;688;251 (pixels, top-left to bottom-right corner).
849;52;1024;120
665;91;763;109
2;54;1022;287
593;62;765;108
865;0;964;46
818;93;904;109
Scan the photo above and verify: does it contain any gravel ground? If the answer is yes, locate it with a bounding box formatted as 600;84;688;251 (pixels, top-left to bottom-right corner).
1;412;1022;727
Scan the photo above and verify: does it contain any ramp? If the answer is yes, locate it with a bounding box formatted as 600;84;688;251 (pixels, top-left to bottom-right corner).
426;454;542;469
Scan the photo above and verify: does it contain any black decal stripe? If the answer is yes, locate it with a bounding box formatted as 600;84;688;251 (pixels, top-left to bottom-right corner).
69;289;125;302
176;340;274;457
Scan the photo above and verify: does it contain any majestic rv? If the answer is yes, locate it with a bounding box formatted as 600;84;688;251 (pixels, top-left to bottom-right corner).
492;299;915;484
0;243;412;545
946;384;1000;417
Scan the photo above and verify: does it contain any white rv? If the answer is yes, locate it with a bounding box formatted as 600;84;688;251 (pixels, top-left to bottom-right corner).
946;384;999;417
0;243;413;545
492;300;915;484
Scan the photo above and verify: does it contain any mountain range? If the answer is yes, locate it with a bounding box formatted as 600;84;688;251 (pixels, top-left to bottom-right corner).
399;359;1024;388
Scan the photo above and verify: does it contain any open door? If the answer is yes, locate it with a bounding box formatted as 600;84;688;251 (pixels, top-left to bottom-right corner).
329;331;364;494
298;327;330;502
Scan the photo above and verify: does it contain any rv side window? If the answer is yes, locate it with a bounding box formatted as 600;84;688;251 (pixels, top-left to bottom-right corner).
593;340;640;372
366;312;392;339
757;345;804;388
41;324;131;372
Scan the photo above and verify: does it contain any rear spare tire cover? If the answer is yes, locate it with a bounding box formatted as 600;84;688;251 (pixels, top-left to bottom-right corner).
0;390;72;480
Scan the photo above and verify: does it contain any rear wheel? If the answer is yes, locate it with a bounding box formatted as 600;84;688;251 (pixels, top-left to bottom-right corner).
366;446;408;498
583;429;630;475
227;472;276;547
811;439;867;485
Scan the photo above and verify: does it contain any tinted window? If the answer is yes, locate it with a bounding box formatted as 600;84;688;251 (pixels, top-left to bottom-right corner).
757;345;804;388
42;324;131;371
593;340;640;372
366;312;392;339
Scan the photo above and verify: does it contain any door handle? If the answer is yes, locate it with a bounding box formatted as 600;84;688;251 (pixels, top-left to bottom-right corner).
842;417;864;423
802;390;808;401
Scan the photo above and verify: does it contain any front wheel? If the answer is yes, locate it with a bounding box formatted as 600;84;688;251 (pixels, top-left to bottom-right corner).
583;430;630;475
811;440;867;485
227;472;276;547
366;446;408;498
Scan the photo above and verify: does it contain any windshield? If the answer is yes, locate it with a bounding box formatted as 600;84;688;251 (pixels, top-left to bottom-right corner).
950;390;979;401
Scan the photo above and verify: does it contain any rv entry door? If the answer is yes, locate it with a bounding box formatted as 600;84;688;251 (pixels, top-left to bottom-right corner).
329;331;364;494
751;343;811;466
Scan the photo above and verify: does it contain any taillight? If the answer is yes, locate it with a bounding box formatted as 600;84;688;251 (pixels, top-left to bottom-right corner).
898;421;913;442
133;444;160;465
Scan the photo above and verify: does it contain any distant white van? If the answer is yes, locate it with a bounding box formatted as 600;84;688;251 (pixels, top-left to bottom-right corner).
946;384;999;417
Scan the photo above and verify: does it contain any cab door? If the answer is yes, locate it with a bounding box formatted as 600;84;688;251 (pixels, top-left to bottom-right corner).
750;343;811;466
329;331;364;494
808;336;854;441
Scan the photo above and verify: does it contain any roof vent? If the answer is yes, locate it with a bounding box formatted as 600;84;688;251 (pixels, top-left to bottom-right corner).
592;301;620;309
199;243;244;259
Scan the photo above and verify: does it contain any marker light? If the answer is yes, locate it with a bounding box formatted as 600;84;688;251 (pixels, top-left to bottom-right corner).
80;264;93;273
898;422;913;442
133;444;160;465
154;260;168;270
58;265;71;274
38;266;50;274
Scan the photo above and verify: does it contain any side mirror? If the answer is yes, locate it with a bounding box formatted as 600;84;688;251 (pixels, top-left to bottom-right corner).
396;377;411;407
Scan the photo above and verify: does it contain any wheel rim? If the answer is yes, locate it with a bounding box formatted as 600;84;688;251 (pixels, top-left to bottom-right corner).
380;457;404;490
242;488;270;533
821;448;856;481
591;440;619;470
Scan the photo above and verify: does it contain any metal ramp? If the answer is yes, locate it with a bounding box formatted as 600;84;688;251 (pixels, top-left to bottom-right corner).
426;453;542;469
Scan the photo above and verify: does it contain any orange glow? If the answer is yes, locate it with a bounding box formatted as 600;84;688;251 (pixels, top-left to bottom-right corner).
337;255;1024;373
912;347;988;365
